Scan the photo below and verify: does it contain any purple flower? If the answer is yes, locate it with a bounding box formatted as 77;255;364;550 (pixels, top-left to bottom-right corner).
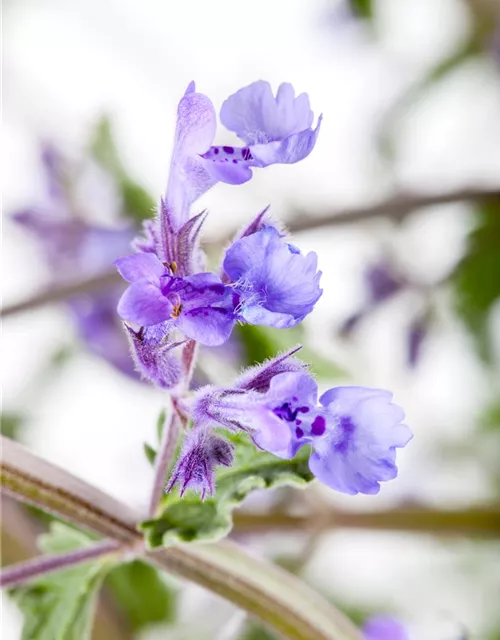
223;226;322;328
192;363;411;495
311;386;412;495
203;81;322;179
166;428;234;499
363;616;409;640
12;144;138;378
160;81;321;233
115;253;236;347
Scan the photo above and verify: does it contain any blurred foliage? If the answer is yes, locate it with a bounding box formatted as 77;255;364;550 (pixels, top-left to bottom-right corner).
453;199;500;362
347;0;373;20
1;412;25;439
9;523;113;640
105;560;177;632
140;432;313;547
90;116;155;223
143;407;170;466
237;324;346;381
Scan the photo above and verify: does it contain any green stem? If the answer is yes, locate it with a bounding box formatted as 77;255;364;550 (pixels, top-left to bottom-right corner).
0;436;362;640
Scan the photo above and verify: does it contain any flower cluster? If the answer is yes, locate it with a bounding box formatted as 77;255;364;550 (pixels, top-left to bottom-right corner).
113;79;412;498
115;80;323;384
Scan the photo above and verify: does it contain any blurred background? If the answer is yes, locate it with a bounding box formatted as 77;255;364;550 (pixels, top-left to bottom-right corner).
2;0;500;638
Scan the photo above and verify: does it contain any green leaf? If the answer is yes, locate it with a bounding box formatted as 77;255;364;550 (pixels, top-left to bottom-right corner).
143;408;170;466
89;116;155;223
143;442;157;466
140;433;314;547
237;324;346;381
105;560;177;631
453;199;500;361
10;523;112;640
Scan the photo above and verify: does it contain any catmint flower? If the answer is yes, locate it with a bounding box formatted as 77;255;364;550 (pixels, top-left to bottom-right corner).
309;386;412;495
115;253;236;347
193;364;412;495
204;81;322;179
161;80;321;232
223;225;322;328
362;616;409;640
165;427;234;499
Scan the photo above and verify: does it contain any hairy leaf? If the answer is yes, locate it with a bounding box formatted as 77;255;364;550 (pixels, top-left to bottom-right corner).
105;560;177;631
140;433;313;547
90;116;155;223
453;199;500;361
9;524;111;640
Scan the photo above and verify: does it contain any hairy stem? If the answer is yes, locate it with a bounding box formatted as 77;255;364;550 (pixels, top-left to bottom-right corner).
1;539;121;589
148;410;181;517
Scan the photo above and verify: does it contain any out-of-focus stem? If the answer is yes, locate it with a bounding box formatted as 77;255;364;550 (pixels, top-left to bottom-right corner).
233;507;500;537
1;271;121;318
0;539;121;588
209;186;500;245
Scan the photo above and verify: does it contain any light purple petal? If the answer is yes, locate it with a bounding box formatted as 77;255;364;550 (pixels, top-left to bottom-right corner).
172;272;236;346
363;616;409;640
201;155;253;185
220;81;314;145
115;252;165;283
117;281;173;326
252;409;293;458
165;89;217;227
250;115;322;167
224;226;322;328
175;306;235;347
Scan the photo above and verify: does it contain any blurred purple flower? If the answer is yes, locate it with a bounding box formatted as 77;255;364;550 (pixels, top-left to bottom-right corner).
12;144;137;378
407;313;429;369
365;262;404;304
363;615;409;640
340;261;405;336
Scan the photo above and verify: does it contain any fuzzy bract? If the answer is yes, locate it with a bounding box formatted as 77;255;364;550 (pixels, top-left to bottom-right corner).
165;428;234;499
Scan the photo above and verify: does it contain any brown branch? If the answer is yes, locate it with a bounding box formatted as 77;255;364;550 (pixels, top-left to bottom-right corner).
4;187;499;320
233;506;500;538
286;187;500;234
1;271;121;319
208;186;500;246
